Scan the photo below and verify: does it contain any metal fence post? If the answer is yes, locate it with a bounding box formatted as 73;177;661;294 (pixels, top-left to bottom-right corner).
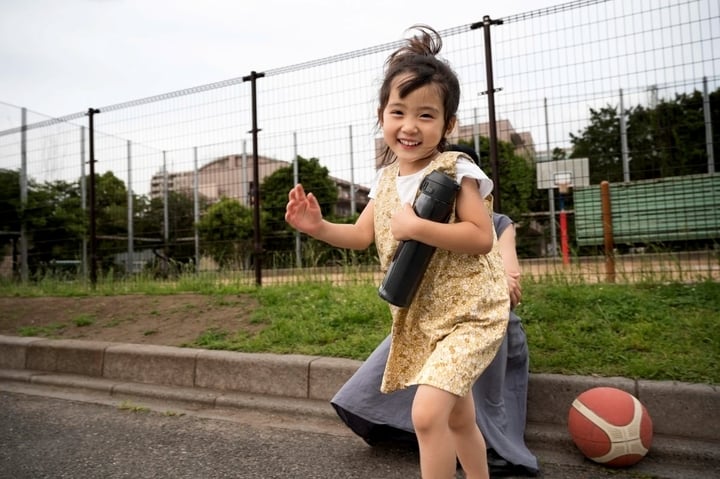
19;108;28;283
243;70;266;286
87;108;100;287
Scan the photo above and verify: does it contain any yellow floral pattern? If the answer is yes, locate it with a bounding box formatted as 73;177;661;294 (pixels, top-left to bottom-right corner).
374;151;509;396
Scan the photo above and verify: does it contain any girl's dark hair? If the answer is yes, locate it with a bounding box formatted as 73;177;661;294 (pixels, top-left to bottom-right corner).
377;25;461;167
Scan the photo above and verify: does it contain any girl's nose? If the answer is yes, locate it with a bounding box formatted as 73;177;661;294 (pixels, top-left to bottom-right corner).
401;120;418;134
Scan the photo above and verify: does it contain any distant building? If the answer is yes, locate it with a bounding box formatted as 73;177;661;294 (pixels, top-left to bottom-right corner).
334;177;370;217
453;119;536;161
149;154;285;205
149;154;369;217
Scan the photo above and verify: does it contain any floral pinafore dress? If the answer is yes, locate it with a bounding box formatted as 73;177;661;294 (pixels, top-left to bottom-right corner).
374;151;510;397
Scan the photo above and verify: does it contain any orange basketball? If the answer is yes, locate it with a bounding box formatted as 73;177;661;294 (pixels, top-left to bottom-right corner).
567;387;653;467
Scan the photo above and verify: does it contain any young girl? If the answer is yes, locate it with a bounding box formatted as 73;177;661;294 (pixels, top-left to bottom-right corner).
285;25;509;479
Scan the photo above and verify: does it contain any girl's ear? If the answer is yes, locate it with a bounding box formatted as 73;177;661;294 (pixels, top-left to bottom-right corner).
377;108;384;126
445;117;457;136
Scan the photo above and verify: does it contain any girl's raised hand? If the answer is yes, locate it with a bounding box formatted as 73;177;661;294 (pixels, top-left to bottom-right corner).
285;184;323;235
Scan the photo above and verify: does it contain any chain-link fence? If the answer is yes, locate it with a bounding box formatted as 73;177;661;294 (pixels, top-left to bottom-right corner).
1;0;718;286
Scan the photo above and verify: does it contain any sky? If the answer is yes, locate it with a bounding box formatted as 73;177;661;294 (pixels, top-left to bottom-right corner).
1;0;563;118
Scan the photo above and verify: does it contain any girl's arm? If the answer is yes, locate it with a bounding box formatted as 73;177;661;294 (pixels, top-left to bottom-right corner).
390;176;494;255
497;222;522;308
285;184;375;250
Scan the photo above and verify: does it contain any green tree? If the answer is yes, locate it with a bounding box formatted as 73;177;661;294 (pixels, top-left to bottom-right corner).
570;87;720;183
651;90;717;176
456;138;538;222
197;197;260;268
497;141;538;223
0;169;22;277
0;169;21;233
261;156;338;254
570;105;622;184
23;179;85;275
93;172;128;269
623;104;658;180
133;190;206;273
24;172;129;275
552;147;567;161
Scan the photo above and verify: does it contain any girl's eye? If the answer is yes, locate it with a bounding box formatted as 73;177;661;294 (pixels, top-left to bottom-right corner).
390;110;403;116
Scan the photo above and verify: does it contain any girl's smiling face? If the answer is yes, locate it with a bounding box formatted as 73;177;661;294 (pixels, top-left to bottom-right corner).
380;75;455;175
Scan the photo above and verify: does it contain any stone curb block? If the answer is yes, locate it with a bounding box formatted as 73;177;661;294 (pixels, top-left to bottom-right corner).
527;374;636;425
308;357;360;401
638;380;719;441
30;371;116;393
0;368;41;382
195;350;314;398
103;343;201;387
27;339;114;377
112;382;219;407
215;392;337;417
0;336;43;369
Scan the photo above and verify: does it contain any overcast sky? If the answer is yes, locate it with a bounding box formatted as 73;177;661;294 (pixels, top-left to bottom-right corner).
1;0;562;118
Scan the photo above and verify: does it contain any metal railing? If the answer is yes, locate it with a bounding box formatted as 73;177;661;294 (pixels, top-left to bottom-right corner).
1;0;718;286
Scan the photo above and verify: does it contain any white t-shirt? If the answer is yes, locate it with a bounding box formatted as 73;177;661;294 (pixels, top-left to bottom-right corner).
368;157;493;204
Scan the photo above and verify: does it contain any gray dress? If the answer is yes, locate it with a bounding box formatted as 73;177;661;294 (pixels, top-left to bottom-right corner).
330;213;539;476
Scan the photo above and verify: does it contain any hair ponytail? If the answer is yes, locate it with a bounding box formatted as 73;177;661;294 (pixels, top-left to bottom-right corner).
386;25;442;68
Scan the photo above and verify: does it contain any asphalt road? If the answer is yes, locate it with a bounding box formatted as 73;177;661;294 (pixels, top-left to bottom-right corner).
0;390;701;479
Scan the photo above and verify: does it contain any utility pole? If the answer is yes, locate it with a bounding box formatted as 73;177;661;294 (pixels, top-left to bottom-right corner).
471;15;503;212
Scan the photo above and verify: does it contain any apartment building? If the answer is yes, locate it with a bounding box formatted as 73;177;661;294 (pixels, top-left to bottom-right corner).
149;154;369;216
453;119;536;161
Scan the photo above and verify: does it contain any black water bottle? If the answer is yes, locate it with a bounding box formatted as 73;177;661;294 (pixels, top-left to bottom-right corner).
378;170;460;307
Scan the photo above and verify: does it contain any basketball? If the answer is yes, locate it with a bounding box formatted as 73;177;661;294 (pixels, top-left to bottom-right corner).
567;387;653;467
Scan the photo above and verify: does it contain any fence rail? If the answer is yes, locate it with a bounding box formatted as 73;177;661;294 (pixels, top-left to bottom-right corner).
1;0;718;285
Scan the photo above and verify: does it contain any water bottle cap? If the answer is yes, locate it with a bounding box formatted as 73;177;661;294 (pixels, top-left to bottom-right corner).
419;170;460;204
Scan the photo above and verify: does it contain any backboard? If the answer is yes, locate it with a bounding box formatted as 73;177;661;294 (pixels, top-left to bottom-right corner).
536;157;590;190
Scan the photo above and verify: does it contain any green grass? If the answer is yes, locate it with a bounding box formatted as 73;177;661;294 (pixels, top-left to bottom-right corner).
517;281;719;384
72;313;95;327
118;400;150;413
195;282;391;359
188;279;719;385
0;271;256;297
2;277;718;385
18;323;66;337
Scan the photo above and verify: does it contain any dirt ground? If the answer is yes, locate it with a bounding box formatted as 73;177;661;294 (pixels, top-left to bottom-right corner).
0;294;261;347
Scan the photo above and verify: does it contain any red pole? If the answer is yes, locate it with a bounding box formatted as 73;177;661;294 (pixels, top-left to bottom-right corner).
558;188;570;265
560;210;570;265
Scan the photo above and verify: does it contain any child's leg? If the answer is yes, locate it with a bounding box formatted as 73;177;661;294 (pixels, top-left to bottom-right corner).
449;390;489;479
412;384;458;479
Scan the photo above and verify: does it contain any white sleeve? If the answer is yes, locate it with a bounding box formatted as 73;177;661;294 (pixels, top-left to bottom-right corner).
456;157;494;198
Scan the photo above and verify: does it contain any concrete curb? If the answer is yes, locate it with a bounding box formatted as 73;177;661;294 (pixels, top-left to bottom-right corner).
1;335;718;468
